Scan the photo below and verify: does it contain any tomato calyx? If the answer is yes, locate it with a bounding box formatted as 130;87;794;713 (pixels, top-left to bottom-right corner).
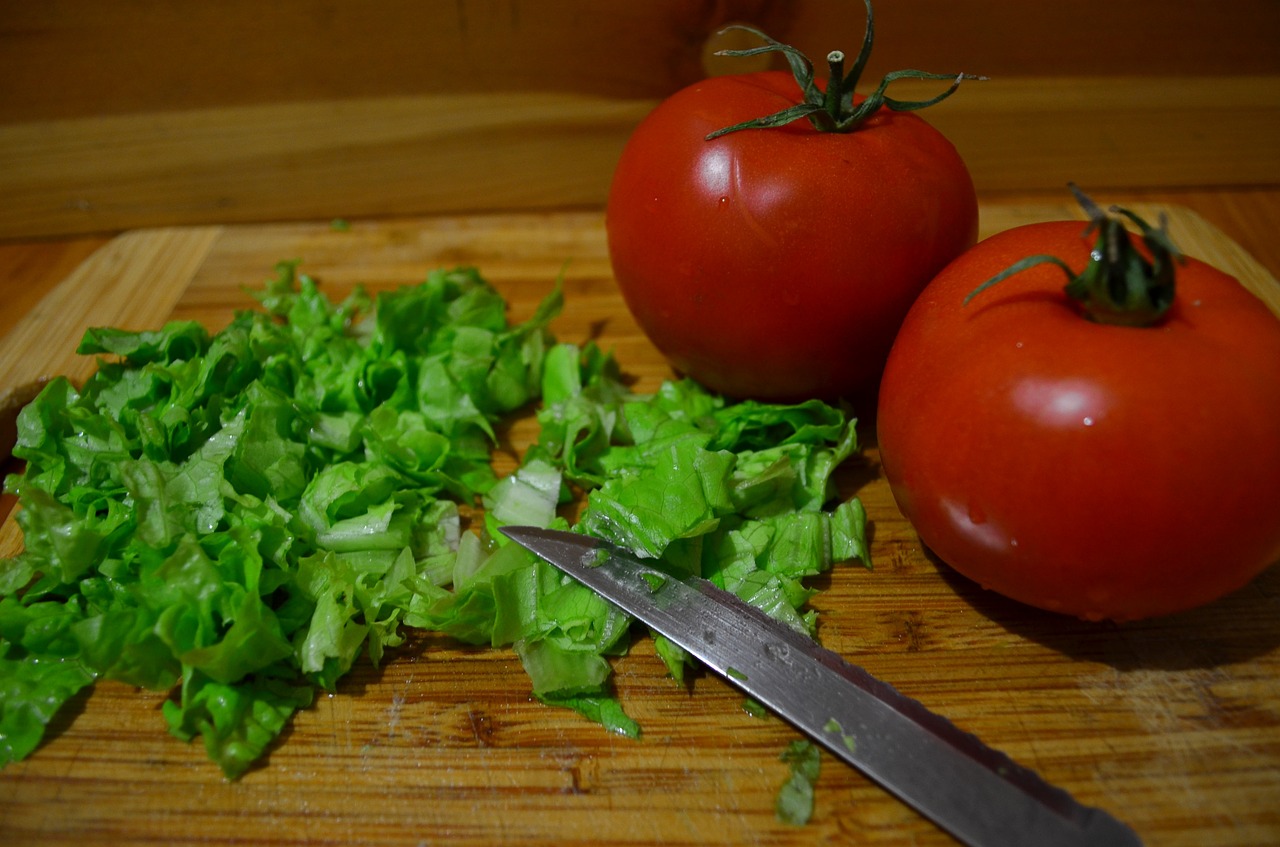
705;0;983;139
965;184;1182;327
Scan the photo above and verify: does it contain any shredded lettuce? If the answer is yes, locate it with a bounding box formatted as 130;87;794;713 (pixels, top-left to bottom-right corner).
1;262;868;778
776;740;822;825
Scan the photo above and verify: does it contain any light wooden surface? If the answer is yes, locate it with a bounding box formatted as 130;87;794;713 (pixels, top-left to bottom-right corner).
5;76;1278;241
1;1;1277;238
1;203;1278;847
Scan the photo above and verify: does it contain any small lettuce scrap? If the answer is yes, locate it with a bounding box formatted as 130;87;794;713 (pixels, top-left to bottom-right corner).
776;740;822;825
1;262;869;778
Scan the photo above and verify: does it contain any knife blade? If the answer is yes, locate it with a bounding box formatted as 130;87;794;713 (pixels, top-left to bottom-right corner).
500;525;1142;847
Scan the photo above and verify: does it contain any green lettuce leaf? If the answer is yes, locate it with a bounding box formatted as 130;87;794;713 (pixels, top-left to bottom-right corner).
775;740;821;825
0;648;95;766
162;667;314;779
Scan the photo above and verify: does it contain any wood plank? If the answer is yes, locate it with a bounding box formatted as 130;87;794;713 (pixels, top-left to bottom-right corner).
0;93;650;239
1;205;1278;846
0;238;112;342
4;1;1277;123
4;1;1277;240
2;77;1278;239
927;76;1280;192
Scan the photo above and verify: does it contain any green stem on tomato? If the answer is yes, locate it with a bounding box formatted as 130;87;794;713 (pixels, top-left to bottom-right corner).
704;0;984;139
820;51;847;130
965;183;1181;327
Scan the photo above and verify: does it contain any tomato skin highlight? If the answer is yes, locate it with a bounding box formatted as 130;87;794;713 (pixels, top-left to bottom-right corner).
877;220;1280;622
606;71;977;404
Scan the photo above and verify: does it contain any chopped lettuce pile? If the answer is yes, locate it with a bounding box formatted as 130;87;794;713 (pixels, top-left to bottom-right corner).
0;263;867;778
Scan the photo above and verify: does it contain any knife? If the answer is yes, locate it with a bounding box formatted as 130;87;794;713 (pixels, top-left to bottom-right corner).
500;525;1142;847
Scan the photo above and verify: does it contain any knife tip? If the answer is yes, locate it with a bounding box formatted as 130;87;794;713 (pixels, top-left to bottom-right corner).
498;523;563;542
498;525;607;568
496;524;528;543
497;524;571;551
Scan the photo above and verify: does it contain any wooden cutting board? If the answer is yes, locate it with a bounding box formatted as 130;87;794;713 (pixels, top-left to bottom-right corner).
2;205;1278;847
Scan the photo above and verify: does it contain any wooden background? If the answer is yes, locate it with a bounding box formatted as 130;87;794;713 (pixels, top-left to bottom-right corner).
1;0;1278;240
2;2;1280;846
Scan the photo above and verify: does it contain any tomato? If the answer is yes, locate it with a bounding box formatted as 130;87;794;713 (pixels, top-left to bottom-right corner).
605;21;978;405
876;212;1280;622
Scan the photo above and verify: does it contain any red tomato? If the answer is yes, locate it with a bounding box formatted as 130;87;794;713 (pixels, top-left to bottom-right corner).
605;70;977;404
877;219;1280;621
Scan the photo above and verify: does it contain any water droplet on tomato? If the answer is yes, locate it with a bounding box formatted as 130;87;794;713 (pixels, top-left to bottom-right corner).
1015;341;1024;349
718;196;729;207
1009;538;1019;548
1082;416;1094;426
967;503;987;525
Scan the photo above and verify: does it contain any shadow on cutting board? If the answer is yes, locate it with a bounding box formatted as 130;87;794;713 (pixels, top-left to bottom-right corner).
927;549;1280;670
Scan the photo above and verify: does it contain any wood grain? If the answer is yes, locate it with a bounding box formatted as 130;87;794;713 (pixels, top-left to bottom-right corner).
5;1;1277;122
0;207;1274;847
3;76;1277;240
1;206;1279;847
2;1;1278;239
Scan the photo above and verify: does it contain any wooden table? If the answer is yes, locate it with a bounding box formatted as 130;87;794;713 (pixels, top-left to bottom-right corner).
1;189;1278;847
